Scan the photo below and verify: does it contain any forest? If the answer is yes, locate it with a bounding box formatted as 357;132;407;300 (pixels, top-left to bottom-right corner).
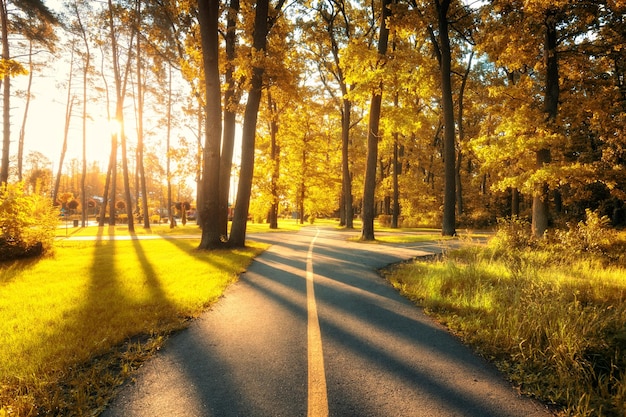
1;0;625;248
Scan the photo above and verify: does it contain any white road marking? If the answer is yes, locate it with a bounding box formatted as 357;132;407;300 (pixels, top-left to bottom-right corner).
307;228;328;417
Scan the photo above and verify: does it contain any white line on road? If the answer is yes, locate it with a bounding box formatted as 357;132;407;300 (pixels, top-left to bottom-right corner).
307;228;329;417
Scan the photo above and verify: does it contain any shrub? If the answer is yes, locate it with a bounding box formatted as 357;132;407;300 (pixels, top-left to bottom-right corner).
490;216;533;252
67;199;79;211
552;209;615;256
458;209;496;229
377;214;392;227
0;183;58;261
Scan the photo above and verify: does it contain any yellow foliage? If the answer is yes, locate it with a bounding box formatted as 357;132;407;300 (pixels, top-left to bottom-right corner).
0;59;27;78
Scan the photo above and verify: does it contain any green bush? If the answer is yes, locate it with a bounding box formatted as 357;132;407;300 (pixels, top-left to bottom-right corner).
0;183;58;261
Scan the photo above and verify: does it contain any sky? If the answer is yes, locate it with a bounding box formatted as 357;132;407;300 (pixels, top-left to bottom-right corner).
12;27;114;176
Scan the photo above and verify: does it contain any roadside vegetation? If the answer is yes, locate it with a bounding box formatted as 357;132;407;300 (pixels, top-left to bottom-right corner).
383;211;626;417
0;231;267;416
0;184;57;261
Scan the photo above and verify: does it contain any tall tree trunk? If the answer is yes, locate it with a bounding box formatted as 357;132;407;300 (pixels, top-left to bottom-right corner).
299;144;306;224
108;131;118;226
107;0;134;231
79;23;90;227
166;65;175;229
268;92;280;229
53;97;74;204
229;0;271;248
391;89;400;229
456;51;472;218
136;1;149;229
532;8;559;238
341;98;354;228
511;187;520;218
361;0;391;241
437;0;456;236
99;155;113;226
0;0;10;185
218;0;240;238
392;133;400;228
98;37;114;226
18;41;34;182
195;101;203;226
120;109;134;232
53;50;75;204
197;0;223;248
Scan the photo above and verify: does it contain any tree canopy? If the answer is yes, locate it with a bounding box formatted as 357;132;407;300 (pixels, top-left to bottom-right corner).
1;0;624;244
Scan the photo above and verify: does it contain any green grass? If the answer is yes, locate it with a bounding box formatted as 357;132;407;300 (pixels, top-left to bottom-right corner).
0;237;267;416
383;239;626;417
59;220;302;238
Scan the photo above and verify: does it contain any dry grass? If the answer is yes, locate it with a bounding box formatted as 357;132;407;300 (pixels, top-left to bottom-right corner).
383;228;626;417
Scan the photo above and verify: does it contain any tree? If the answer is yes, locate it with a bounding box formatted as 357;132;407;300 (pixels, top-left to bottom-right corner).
0;0;58;185
229;0;287;248
433;0;456;236
218;0;242;237
67;0;93;228
135;0;150;229
304;0;370;228
473;1;612;234
16;40;33;182
197;0;223;248
52;42;76;205
361;0;392;241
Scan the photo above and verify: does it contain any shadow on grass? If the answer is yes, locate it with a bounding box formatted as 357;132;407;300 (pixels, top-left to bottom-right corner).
23;230;182;416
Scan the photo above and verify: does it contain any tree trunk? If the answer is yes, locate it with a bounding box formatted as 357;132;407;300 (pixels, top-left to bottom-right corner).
17;41;34;182
456;51;472;218
120;108;134;232
135;3;150;229
268;92;280;229
437;0;456;236
532;8;559;238
391;89;400;229
511;187;520;218
54;50;75;204
99;155;112;226
218;0;240;238
195;102;203;226
79;16;90;227
392;133;400;228
299;154;305;224
53;96;74;204
106;0;135;227
166;65;175;229
198;0;224;248
0;0;10;185
229;0;271;248
361;0;391;241
341;98;354;228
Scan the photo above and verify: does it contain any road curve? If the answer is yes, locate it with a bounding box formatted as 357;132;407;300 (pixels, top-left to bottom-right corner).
101;227;554;417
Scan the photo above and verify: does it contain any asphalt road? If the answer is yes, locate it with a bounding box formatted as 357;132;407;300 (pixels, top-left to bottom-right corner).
101;227;553;417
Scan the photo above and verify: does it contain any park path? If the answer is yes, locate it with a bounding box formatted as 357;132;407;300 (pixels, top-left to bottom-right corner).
101;227;553;417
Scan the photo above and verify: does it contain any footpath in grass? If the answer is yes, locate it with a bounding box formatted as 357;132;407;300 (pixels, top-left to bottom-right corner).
1;225;268;416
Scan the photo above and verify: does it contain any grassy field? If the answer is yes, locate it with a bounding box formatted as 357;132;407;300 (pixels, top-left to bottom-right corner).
383;227;626;417
0;225;269;416
58;219;303;238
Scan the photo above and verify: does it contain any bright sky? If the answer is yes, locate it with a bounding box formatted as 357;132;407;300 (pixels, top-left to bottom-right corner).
14;0;153;177
21;77;113;173
12;60;103;170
